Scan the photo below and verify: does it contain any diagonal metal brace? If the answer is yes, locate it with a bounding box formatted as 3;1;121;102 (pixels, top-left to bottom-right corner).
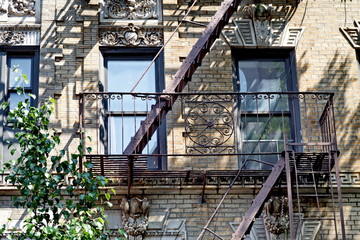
231;156;286;240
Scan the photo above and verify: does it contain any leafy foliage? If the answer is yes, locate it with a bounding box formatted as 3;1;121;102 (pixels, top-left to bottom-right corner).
1;70;126;239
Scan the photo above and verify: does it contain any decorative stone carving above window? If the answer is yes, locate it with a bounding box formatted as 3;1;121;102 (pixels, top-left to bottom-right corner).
9;0;36;16
340;20;360;48
222;4;304;48
103;0;157;20
100;0;161;23
0;25;39;45
0;30;24;45
0;0;38;22
99;24;163;47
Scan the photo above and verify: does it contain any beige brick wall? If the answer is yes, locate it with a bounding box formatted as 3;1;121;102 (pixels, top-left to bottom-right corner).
2;0;360;239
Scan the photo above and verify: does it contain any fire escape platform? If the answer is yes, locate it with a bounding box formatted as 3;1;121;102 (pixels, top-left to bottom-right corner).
85;152;336;185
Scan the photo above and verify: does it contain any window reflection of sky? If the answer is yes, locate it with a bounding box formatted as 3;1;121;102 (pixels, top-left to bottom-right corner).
107;60;155;92
9;58;32;88
107;60;156;112
107;59;157;154
8;57;33;109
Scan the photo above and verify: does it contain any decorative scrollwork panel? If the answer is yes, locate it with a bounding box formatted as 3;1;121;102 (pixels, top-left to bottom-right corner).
103;0;158;20
184;99;235;154
99;24;163;47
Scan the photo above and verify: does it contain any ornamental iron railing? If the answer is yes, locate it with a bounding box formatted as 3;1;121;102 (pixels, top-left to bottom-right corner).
79;92;337;174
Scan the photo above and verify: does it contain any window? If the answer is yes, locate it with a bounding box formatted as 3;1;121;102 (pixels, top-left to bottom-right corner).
0;48;39;166
101;48;166;170
233;50;299;170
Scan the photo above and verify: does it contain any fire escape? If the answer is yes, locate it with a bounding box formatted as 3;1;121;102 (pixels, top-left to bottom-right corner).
79;0;346;238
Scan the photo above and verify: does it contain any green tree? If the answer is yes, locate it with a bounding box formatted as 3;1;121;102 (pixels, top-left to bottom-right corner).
0;69;126;239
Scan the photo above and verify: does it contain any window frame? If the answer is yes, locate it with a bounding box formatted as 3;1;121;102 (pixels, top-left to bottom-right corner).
100;47;167;170
0;47;39;169
232;49;301;169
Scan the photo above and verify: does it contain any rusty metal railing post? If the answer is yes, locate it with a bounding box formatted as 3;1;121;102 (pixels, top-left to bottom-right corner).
127;155;134;198
329;94;338;151
79;93;84;172
331;136;346;240
284;135;295;240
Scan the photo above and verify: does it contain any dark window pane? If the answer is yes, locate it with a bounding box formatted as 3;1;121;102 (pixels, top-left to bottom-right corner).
240;116;290;141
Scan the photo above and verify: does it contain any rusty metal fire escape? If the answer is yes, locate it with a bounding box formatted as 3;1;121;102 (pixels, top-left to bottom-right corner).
117;0;347;238
122;0;242;156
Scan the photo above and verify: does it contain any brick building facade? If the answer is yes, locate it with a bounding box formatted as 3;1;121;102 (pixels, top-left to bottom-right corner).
1;0;360;239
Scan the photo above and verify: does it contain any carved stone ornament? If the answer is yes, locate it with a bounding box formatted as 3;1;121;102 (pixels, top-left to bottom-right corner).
340;20;360;49
103;0;157;20
0;0;7;13
9;0;36;16
0;30;25;45
263;196;289;237
244;4;273;46
222;3;304;48
120;197;150;239
99;23;163;47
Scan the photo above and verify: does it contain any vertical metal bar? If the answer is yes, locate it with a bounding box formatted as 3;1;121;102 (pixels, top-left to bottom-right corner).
127;155;134;197
172;95;176;155
79;93;85;171
284;135;295;240
133;95;137;153
281;94;286;151
325;114;330;152
315;94;320;152
267;94;274;153
121;94;124;153
310;162;324;240
329;95;338;151
291;94;297;148
243;94;248;160
146;95;149;154
234;94;240;165
328;151;339;240
292;150;302;239
79;93;84;143
332;150;347;240
97;94;100;154
255;94;260;162
100;155;105;176
302;93;307;152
